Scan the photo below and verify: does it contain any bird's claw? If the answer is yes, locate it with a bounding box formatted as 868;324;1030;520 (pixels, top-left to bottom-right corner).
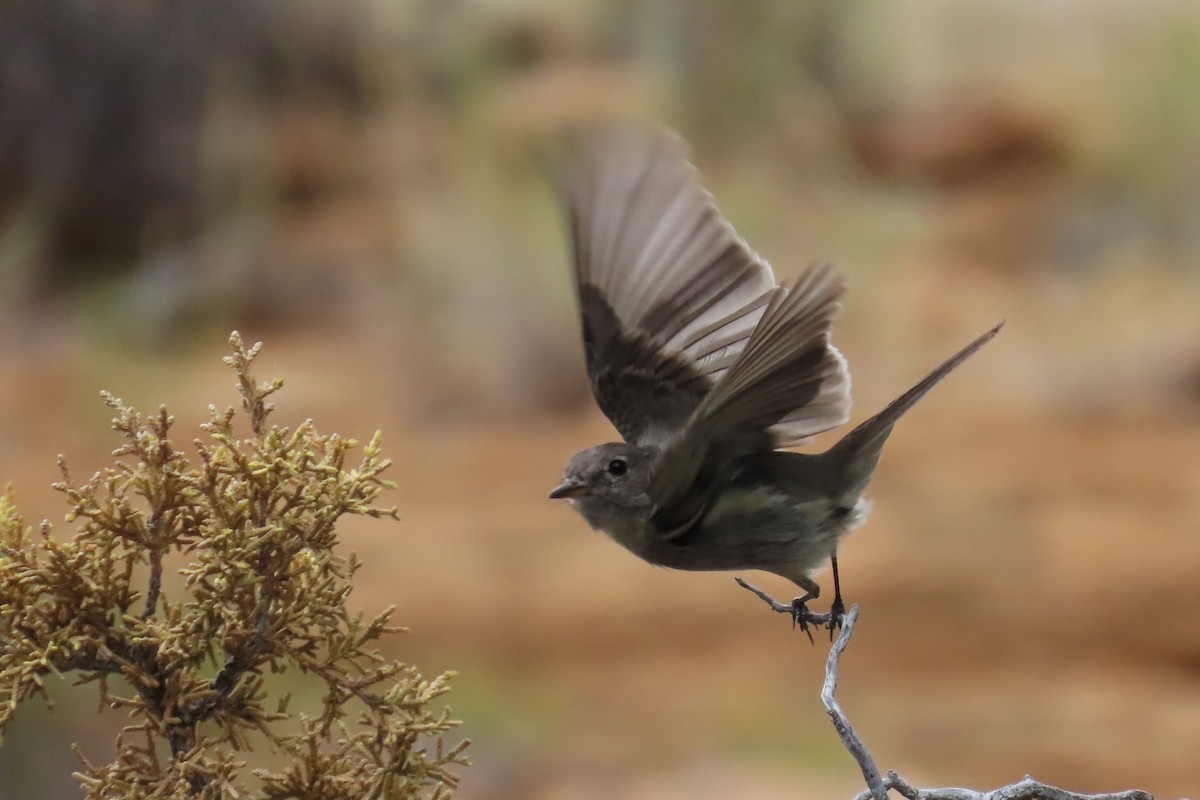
790;598;821;644
827;596;846;640
790;597;845;644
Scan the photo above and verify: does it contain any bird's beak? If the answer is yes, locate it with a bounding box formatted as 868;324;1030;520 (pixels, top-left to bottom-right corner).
549;480;590;500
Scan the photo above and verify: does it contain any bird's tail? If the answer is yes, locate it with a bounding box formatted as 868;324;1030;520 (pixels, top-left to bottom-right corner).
822;321;1004;502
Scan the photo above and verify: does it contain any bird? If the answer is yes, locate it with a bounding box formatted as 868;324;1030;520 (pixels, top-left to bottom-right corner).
547;123;1002;633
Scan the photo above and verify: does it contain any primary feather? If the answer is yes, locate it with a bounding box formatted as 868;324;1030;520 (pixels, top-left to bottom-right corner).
558;123;850;449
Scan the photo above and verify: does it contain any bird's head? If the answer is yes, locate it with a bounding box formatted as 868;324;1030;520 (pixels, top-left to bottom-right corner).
549;443;655;528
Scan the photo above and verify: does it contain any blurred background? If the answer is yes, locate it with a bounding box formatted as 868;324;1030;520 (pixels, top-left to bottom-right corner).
1;0;1199;797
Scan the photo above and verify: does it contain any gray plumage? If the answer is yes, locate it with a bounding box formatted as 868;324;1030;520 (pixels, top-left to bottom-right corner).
549;123;1002;617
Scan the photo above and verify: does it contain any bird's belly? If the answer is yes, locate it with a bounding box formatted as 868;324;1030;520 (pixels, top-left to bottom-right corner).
642;489;860;577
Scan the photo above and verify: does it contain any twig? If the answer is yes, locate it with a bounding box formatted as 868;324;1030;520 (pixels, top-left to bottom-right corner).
852;772;1155;800
737;581;1158;800
828;627;1156;800
822;605;887;800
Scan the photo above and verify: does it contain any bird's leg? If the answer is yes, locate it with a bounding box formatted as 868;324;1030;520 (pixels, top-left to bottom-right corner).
828;554;846;639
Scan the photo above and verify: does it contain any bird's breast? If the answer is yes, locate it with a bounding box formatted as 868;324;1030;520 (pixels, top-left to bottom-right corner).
572;496;657;555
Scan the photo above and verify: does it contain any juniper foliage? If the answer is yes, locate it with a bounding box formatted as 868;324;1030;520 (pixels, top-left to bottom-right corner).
0;332;467;798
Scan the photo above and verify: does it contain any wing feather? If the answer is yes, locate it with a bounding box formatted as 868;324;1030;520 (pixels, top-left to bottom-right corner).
647;264;852;526
560;123;780;443
559;124;850;453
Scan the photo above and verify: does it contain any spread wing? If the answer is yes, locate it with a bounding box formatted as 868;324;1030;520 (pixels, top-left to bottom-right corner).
648;264;852;530
559;123;781;446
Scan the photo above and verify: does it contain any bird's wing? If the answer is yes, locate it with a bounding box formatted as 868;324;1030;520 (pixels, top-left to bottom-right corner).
648;263;852;530
559;123;781;445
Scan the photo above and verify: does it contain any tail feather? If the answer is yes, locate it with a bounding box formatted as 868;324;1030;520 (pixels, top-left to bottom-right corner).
825;321;1004;500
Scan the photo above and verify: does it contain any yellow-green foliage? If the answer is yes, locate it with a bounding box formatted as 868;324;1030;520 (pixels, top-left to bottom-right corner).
0;333;467;799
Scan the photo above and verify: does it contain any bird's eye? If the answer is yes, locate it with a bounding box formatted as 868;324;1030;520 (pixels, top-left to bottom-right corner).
607;458;628;477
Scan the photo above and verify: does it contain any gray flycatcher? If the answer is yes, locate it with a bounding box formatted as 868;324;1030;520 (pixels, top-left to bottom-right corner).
548;124;1002;632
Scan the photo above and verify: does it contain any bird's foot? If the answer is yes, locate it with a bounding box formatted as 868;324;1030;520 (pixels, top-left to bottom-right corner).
790;598;826;644
827;595;846;640
793;597;847;643
735;578;841;645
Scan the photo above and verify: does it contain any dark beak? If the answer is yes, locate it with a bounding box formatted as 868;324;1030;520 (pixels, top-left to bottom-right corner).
549;480;590;500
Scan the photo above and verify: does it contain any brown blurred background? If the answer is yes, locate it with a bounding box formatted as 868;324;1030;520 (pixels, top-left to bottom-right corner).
1;1;1199;798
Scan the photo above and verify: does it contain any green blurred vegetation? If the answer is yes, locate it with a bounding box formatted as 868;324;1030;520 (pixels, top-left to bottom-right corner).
2;0;1199;421
3;0;1200;323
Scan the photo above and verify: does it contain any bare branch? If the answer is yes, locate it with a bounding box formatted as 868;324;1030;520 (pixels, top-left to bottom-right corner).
852;772;1155;800
822;605;887;800
739;583;1157;800
826;620;1157;800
